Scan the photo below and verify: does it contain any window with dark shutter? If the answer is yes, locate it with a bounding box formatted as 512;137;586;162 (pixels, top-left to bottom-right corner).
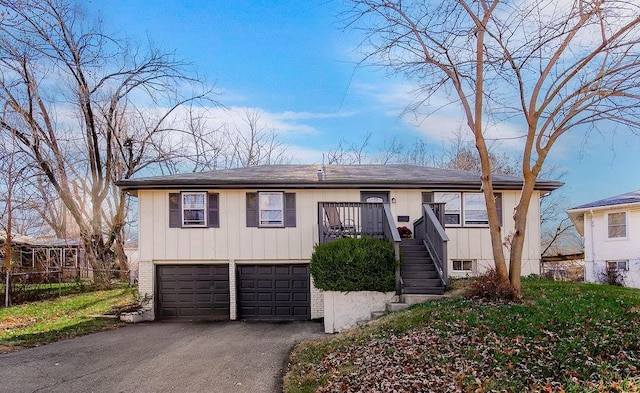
246;191;296;228
246;192;258;227
494;193;503;226
169;193;181;228
169;192;219;228
208;193;220;228
284;193;296;227
421;192;433;204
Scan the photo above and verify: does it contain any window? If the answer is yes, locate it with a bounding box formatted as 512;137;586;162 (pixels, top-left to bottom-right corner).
464;193;488;226
259;192;284;227
453;260;474;272
607;212;627;239
246;192;296;228
169;192;219;228
433;192;499;227
182;192;207;226
434;192;461;226
607;260;629;271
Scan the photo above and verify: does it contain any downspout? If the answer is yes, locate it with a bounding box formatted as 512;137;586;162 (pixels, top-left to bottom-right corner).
589;208;595;281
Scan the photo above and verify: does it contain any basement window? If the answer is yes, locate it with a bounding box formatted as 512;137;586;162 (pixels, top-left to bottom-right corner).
452;260;474;272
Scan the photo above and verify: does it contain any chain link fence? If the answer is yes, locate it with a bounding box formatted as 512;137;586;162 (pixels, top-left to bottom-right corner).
1;268;135;307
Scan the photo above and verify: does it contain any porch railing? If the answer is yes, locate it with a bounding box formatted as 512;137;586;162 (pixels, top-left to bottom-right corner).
414;203;449;287
318;202;402;294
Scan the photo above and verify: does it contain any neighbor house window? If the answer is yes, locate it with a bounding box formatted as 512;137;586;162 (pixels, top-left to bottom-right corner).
434;192;461;226
606;260;629;271
453;260;474;272
182;192;207;226
607;212;627;239
464;193;489;226
246;192;296;228
169;192;219;228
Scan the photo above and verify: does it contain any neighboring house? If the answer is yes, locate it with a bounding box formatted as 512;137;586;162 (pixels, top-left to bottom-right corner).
117;164;562;322
0;231;86;280
567;190;640;288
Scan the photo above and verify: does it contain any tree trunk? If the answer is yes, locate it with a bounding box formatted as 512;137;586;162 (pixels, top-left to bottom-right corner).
508;175;537;296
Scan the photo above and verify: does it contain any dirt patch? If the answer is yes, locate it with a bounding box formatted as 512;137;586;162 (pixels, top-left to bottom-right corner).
0;344;24;354
0;316;35;331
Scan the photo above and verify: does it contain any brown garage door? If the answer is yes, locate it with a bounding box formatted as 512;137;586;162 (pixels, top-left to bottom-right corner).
156;264;230;321
237;264;310;321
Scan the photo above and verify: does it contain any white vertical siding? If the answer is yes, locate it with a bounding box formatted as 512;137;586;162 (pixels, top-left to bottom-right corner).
139;188;542;272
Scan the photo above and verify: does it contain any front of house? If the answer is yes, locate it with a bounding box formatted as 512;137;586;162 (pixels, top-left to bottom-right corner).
117;164;561;322
567;190;640;288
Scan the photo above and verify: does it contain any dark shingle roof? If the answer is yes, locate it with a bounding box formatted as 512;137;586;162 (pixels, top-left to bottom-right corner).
569;190;640;210
116;164;563;191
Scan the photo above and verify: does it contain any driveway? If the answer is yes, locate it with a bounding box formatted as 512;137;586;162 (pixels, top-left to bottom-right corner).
0;320;325;393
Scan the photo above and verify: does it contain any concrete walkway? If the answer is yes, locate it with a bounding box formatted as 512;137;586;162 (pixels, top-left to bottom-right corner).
0;321;325;393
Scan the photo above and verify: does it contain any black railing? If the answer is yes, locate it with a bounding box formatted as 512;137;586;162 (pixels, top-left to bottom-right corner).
414;204;449;287
318;202;402;294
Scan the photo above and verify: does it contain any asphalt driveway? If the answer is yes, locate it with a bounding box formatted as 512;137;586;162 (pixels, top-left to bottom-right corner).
0;320;325;393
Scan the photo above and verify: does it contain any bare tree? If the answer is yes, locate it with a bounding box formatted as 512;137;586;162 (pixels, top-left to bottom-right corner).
347;0;640;295
325;132;373;164
223;109;290;168
0;0;216;281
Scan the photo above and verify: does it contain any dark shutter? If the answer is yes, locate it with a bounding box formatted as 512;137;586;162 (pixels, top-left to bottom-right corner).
494;193;503;226
284;193;296;227
246;192;258;227
422;192;433;204
208;193;220;228
169;193;181;228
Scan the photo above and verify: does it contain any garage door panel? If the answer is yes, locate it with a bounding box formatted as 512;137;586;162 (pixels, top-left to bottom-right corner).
156;264;229;321
291;265;307;275
237;264;310;321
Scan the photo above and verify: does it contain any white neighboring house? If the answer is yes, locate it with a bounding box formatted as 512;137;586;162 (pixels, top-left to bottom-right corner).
567;190;640;288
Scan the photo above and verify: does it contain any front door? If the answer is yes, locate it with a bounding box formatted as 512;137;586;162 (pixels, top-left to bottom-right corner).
360;191;390;237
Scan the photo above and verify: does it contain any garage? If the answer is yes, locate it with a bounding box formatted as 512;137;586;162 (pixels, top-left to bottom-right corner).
156;264;230;321
237;264;310;321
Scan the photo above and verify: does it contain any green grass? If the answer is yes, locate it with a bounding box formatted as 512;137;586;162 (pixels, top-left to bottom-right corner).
285;278;640;393
0;286;138;351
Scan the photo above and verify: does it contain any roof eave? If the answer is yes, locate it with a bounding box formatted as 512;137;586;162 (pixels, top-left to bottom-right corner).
117;179;563;191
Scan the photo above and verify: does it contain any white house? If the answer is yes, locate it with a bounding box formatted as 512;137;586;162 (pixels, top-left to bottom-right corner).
117;164;562;322
567;190;640;288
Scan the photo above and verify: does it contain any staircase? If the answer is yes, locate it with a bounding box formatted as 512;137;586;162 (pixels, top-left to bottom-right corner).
399;238;445;295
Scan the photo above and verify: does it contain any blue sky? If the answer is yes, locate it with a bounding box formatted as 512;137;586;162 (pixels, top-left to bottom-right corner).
88;0;640;208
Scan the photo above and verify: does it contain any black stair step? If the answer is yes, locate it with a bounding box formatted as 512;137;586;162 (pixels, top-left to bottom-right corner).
402;287;445;295
400;244;426;250
400;238;423;245
401;260;436;266
401;265;436;273
403;278;443;287
401;253;429;259
402;257;434;264
400;271;440;279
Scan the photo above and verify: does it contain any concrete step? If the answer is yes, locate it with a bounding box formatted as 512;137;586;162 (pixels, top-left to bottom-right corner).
385;302;410;312
370;310;385;320
400;293;447;305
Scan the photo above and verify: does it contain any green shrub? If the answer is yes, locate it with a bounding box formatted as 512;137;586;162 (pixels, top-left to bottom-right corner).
310;237;397;292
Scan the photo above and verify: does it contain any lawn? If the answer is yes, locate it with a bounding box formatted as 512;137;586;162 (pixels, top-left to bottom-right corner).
0;286;138;352
284;278;640;393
